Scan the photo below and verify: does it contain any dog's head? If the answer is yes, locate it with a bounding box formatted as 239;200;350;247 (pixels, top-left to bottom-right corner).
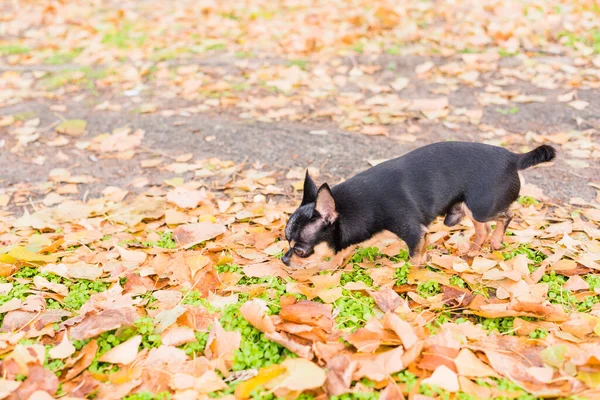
282;171;338;266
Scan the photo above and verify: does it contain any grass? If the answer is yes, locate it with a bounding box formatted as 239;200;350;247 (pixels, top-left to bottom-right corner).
558;28;600;53
417;280;441;298
84;317;162;375
0;44;30;56
495;106;519;115
350;247;382;264
150;48;190;62
220;301;295;371
476;316;516;335
41;67;108;90
385;46;402;55
287;59;308;70
449;275;467;288
334;290;376;331
123;392;172;400
102;24;147;48
340;265;373;287
503;244;547;265
498;48;520;57
119;231;177;250
44;49;82;64
13;111;36;121
518;196;539;206
12;266;110;311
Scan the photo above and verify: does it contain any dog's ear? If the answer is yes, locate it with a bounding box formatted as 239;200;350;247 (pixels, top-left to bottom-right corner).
301;170;318;205
315;183;338;224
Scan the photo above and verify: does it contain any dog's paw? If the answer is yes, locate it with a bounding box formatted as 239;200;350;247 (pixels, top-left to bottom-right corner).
490;239;503;251
466;242;482;257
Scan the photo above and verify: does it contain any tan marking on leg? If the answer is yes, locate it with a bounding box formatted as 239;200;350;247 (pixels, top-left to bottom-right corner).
471;220;491;250
463;205;491;254
491;210;513;250
410;232;428;267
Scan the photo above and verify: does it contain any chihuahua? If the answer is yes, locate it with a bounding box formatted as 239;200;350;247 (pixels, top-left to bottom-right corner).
282;141;555;267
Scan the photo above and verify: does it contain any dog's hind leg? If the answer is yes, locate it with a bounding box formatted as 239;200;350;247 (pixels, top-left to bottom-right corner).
490;210;513;250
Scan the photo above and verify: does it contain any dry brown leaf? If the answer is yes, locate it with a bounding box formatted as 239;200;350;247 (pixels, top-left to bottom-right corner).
98;335;142;365
173;222;227;248
69;307;138;340
241;299;276;333
454;348;498;378
166;188;206;209
368;288;404;313
279;300;333;332
361;125;389;136
384;312;418;348
161;326;197;347
421;365;460;392
353;346;405;381
48;333;76;359
205;320;241;375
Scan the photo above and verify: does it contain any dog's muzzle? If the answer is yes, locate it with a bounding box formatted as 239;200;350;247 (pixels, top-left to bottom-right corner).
281;249;294;266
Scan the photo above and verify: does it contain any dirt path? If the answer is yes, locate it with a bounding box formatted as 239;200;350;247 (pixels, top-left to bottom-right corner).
2;54;598;206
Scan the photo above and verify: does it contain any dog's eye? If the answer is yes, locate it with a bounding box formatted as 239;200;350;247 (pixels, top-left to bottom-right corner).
294;248;307;257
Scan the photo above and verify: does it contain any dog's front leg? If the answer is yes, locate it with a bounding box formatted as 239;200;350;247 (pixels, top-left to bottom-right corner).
391;225;428;267
409;232;428;267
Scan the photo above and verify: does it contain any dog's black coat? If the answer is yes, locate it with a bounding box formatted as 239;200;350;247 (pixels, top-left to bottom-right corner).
282;141;556;265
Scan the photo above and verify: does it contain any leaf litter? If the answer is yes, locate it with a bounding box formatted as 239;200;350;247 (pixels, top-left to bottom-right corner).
0;158;599;399
1;0;600;399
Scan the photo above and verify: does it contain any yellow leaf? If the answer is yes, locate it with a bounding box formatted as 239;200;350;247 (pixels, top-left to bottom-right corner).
217;252;234;265
578;371;600;389
56;119;87;136
594;321;600;337
266;358;326;391
5;246;57;263
198;214;217;223
234;364;285;399
0;254;17;264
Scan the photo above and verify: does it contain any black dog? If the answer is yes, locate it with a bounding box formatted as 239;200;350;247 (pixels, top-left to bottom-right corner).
282;141;555;267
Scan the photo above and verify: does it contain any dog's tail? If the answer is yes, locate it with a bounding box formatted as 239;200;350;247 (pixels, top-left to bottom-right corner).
517;145;556;170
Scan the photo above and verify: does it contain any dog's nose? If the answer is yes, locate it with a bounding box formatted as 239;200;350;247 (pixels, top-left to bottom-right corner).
282;249;293;266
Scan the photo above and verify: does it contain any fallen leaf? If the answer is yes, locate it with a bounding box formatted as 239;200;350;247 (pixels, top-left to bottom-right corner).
540;344;568;368
154;305;187;334
56;119;87;136
421;365;459;392
526;366;554;383
353;346;405;381
98;335;142;365
568;100;589;110
361;125;388;136
195;370;228;393
384;312;418;348
267;358;326;391
279;300;333;332
0;379;21;399
166;188;206;209
173;222;227;248
564;275;589;291
161;326;197;347
205;320;241;375
69;307;138;340
241;299;276;333
48;333;76;359
454;348;497;378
